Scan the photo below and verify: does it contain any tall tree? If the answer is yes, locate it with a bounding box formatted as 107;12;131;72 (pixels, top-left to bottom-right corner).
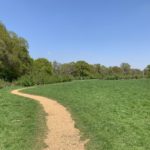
120;63;131;75
145;65;150;78
60;62;76;76
33;58;52;75
52;61;62;75
0;23;32;81
74;61;91;79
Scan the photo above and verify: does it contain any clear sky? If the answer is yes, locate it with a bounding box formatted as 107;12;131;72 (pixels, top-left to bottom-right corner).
0;0;150;69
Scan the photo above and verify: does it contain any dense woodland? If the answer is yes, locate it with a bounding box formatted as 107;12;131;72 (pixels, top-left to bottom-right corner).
0;22;150;87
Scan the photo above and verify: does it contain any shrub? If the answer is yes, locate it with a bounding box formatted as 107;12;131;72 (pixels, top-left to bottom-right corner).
0;79;10;89
17;75;35;86
58;75;73;82
17;73;72;86
105;75;119;80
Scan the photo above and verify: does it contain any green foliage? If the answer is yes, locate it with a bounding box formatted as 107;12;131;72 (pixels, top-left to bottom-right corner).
105;75;120;80
0;87;47;150
145;65;150;78
120;63;131;75
17;74;35;86
33;58;52;75
24;79;150;150
0;23;32;81
0;79;10;89
73;61;91;78
17;72;72;86
0;23;147;85
52;61;145;81
131;69;143;79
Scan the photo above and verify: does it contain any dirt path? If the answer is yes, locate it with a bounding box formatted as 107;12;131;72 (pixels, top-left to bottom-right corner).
11;88;87;150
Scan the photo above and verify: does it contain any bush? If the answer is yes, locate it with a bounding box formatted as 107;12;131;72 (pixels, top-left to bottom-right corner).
0;79;10;89
17;75;35;86
17;73;72;86
59;75;73;82
105;75;120;80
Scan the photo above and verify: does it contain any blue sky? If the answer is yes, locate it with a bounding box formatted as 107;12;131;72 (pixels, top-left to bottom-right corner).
0;0;150;69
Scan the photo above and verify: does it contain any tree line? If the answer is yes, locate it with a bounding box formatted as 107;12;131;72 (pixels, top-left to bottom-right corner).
0;22;150;86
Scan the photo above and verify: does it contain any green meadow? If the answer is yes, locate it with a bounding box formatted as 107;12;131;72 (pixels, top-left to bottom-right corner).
1;2;150;150
23;79;150;150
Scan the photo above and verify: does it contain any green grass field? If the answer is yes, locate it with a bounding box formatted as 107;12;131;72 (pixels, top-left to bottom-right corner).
0;87;47;150
24;79;150;150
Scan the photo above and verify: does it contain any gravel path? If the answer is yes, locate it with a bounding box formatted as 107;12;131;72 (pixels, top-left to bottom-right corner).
11;88;87;150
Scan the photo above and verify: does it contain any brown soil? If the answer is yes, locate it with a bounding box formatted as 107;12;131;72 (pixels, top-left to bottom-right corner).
11;88;87;150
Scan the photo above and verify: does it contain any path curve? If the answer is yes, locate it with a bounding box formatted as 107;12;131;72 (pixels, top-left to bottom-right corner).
11;88;87;150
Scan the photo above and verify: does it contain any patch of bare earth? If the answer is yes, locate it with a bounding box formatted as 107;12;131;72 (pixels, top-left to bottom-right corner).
11;88;88;150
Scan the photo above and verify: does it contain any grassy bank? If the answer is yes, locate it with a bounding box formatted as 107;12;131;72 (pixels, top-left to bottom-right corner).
0;87;47;150
24;79;150;150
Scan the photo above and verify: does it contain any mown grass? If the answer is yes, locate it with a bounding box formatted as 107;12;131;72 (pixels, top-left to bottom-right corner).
24;79;150;150
0;87;47;150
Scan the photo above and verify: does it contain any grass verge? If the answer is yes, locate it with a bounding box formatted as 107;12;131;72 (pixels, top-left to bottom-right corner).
0;87;47;150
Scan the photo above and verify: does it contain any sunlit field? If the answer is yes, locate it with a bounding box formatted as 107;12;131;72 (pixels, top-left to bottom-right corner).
24;79;150;150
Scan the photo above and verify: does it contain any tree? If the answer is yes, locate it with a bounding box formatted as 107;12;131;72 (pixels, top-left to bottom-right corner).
92;64;108;78
131;69;143;79
32;58;52;75
111;66;122;75
0;23;32;81
120;63;131;76
73;61;91;79
52;61;61;75
60;62;76;76
145;65;150;78
108;66;122;79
